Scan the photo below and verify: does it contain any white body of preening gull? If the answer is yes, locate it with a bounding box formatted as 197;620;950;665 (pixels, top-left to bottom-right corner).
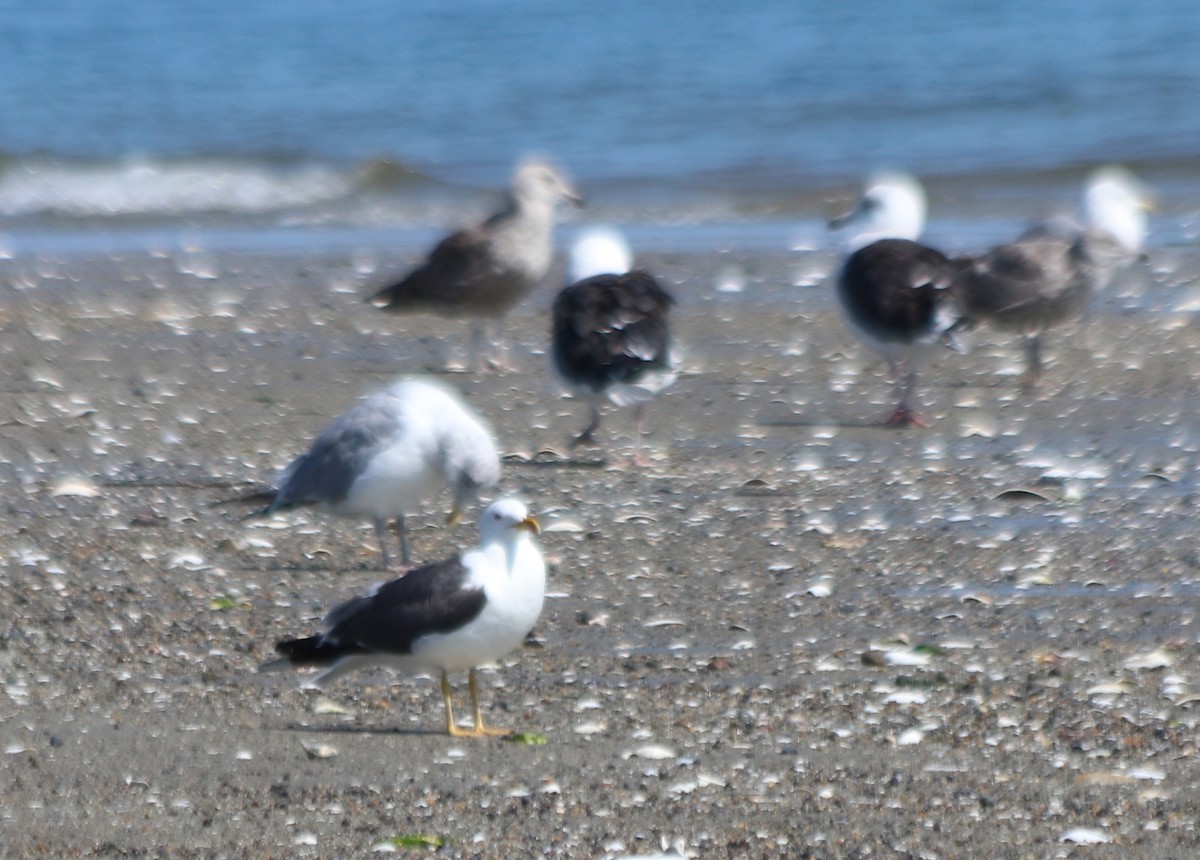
955;165;1151;384
367;160;583;370
264;498;545;738
829;172;964;426
241;377;500;569
551;227;676;463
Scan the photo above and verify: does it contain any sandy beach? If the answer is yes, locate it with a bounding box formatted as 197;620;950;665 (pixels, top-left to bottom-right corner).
3;241;1200;858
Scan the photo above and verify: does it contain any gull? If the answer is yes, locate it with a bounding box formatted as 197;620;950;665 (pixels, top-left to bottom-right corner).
550;227;676;464
264;498;545;738
232;377;500;569
367;159;583;370
955;165;1152;384
829;172;964;426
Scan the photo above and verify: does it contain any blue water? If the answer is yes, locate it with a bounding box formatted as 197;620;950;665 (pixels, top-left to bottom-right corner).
1;0;1199;236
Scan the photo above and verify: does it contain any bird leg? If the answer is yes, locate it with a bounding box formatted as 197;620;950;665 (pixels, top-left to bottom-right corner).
630;403;652;468
439;670;511;738
570;404;603;448
372;516;394;571
883;362;928;428
468;668;512;737
1019;332;1045;388
390;514;412;567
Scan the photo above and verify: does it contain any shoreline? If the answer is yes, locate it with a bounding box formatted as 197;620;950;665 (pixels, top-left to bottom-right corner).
3;243;1200;857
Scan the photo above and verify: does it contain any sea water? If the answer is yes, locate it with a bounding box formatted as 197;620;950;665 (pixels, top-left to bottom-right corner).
1;0;1198;249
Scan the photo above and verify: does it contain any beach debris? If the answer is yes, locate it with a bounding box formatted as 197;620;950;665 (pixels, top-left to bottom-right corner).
1059;827;1112;845
301;741;338;760
1123;648;1174;670
626;743;675;761
50;475;100;497
313;697;351;715
805;576;834;598
504;732;548;745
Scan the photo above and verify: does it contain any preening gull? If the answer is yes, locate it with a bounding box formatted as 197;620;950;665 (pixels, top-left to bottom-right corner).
367;159;583;370
233;377;500;569
264;498;545;738
551;227;676;464
829;172;964;426
955;165;1151;384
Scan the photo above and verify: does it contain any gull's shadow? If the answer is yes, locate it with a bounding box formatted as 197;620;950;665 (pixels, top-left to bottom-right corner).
504;453;611;469
267;721;445;737
755;411;903;429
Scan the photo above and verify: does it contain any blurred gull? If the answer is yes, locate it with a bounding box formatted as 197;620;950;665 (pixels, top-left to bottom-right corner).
829;171;964;426
551;226;676;464
955;165;1152;384
231;377;500;569
367;159;583;370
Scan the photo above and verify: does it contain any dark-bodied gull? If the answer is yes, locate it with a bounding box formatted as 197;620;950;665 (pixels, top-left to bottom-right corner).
829;172;964;427
367;160;583;370
264;498;545;738
955;165;1151;384
237;377;500;569
551;227;676;464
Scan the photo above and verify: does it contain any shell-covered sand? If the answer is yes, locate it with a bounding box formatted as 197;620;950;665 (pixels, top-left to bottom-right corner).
3;244;1200;858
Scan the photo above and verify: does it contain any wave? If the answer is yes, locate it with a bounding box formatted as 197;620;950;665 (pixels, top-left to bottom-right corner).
0;153;431;221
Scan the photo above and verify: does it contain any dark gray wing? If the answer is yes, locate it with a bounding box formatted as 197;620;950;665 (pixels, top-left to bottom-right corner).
366;225;512;315
551;270;674;391
270;393;402;510
838;238;959;343
321;556;487;655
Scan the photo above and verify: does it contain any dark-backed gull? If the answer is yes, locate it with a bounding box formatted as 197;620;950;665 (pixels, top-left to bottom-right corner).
264;498;545;738
551;227;676;464
830;172;964;426
955;165;1151;384
367;160;583;370
235;377;500;569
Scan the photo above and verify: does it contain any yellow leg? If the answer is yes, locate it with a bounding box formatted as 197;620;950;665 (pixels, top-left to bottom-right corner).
469;668;513;737
441;671;474;738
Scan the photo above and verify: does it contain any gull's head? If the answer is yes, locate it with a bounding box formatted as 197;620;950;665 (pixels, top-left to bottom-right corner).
1084;165;1153;253
568;225;633;281
479;498;541;544
512;159;584;209
830;170;927;251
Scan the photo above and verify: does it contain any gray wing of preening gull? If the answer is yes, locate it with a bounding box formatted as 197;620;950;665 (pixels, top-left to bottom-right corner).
268;393;403;511
367;160;582;319
248;376;501;568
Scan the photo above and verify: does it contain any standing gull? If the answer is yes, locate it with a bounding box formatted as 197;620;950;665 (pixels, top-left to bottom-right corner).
829;172;964;427
955;165;1151;384
367;160;583;370
264;498;545;738
234;377;500;569
551;226;676;464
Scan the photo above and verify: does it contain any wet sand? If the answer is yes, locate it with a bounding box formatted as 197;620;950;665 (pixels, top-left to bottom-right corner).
3;243;1200;858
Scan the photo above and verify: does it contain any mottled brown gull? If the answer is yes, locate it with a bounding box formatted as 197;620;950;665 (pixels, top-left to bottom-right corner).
368;160;582;370
955;165;1151;384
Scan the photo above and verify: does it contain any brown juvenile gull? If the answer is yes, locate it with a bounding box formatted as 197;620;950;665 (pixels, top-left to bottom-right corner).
263;498;544;738
367;160;583;370
955;165;1151;384
229;377;500;569
551;226;676;465
829;172;965;427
